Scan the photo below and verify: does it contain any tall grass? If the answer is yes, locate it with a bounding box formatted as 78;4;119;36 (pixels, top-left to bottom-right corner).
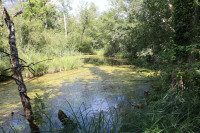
2;94;120;133
0;48;83;78
94;49;105;55
120;87;200;133
0;47;83;81
55;101;121;133
1;94;121;132
0;56;12;81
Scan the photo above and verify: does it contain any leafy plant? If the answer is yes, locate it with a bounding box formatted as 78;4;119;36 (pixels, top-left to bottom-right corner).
32;93;46;126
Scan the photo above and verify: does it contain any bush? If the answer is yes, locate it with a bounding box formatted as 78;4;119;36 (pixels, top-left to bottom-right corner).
104;46;115;57
78;40;94;54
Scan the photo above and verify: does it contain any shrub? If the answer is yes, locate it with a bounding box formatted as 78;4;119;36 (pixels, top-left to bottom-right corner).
78;40;94;54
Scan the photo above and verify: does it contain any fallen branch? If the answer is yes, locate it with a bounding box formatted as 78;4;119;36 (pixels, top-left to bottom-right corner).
129;91;149;109
58;109;77;130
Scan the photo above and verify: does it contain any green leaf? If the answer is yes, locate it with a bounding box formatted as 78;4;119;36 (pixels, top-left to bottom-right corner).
195;70;200;75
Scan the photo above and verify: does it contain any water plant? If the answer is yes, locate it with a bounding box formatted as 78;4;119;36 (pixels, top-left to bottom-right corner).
23;94;121;133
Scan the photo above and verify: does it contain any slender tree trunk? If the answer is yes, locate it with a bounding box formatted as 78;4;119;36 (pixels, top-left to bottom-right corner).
45;14;48;29
173;0;195;46
80;26;86;44
1;7;40;133
63;13;67;38
19;0;24;9
195;0;200;24
20;27;23;46
167;0;173;8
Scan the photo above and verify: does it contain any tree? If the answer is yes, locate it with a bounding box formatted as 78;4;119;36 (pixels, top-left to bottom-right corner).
0;1;40;132
57;0;72;39
24;0;56;29
19;0;57;50
99;0;133;56
172;0;195;46
172;0;196;60
78;2;97;45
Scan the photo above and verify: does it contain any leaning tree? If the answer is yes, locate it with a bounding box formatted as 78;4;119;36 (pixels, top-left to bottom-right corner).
0;1;40;132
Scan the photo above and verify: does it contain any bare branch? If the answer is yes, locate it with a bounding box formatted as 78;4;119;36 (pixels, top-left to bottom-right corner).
12;10;23;18
0;50;27;63
1;7;23;22
0;50;10;56
31;59;52;66
0;74;22;85
28;67;35;74
162;18;175;32
1;7;10;26
1;58;52;74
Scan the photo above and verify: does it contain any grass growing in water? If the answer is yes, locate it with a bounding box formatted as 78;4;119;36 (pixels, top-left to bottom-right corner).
65;101;120;133
0;92;121;133
1;95;121;133
45;103;120;132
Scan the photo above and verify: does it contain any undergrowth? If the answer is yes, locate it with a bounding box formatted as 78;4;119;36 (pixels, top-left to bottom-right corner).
120;89;200;133
120;50;200;133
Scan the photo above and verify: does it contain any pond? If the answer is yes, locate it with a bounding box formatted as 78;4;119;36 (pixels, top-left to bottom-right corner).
0;55;154;132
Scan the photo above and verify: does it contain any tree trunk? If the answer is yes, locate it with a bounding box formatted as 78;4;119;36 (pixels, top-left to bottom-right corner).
45;14;48;29
195;0;200;24
80;26;86;44
173;0;195;46
20;27;23;46
19;0;24;9
1;7;40;133
63;13;67;38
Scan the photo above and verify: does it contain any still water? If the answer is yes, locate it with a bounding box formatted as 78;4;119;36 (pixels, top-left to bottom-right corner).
0;55;154;132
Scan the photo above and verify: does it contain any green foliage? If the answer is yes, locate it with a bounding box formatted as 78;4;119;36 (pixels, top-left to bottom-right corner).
104;46;114;57
172;0;195;46
78;40;94;54
24;0;49;19
116;1;200;132
18;48;82;77
120;88;200;133
0;57;11;81
93;49;104;55
33;93;46;125
17;19;46;49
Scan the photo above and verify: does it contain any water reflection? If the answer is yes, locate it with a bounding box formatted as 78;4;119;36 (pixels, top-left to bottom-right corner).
0;56;152;132
83;56;131;66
